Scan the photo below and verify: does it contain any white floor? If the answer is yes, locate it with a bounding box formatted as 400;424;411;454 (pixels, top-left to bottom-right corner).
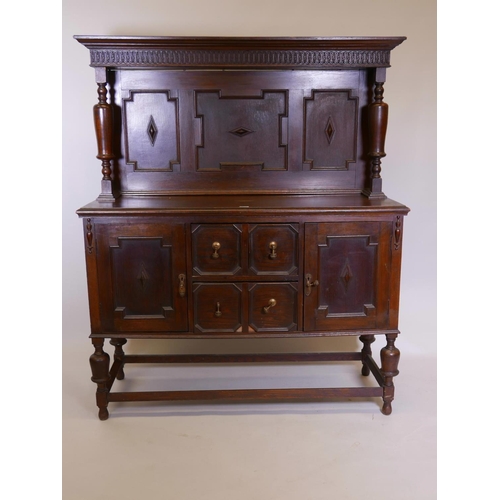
63;336;436;500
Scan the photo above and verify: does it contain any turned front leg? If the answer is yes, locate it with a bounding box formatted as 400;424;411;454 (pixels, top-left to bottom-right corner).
89;339;110;420
380;333;400;415
360;334;375;376
110;338;127;380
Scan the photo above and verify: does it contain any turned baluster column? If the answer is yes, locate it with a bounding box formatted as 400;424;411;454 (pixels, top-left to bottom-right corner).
89;339;110;420
380;333;400;415
360;334;375;376
110;338;127;380
93;67;115;202
364;67;389;199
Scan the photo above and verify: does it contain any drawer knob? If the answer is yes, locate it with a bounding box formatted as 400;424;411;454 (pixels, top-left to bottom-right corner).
305;274;319;296
212;242;221;259
263;298;277;314
269;241;278;259
215;302;222;317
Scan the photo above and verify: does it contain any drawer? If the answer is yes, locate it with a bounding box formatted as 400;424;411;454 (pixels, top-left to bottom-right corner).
192;224;242;276
248;224;299;276
248;283;298;332
192;282;297;334
193;283;243;333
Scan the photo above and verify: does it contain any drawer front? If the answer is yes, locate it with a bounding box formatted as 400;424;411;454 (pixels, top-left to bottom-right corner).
193;283;243;333
192;224;242;276
248;283;298;332
248;224;299;276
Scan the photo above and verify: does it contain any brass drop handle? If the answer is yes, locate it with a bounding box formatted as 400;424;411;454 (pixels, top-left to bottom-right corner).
215;302;222;317
269;241;278;260
263;298;277;314
305;274;319;296
212;242;221;259
178;274;186;297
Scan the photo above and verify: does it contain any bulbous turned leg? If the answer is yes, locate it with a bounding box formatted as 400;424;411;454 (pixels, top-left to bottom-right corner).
360;334;375;376
89;339;110;420
110;338;127;380
380;333;400;415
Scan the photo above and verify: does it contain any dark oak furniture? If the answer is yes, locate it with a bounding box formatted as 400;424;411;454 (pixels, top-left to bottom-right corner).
75;36;408;420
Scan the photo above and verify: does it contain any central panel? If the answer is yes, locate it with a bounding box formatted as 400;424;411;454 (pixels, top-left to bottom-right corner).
195;90;288;171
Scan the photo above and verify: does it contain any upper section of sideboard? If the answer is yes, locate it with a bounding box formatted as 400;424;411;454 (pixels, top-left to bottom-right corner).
75;36;406;201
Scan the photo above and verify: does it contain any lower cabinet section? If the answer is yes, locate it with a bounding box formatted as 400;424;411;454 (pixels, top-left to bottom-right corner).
193;282;298;334
89;217;401;336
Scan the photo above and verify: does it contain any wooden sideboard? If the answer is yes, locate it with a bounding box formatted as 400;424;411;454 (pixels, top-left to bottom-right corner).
75;36;408;420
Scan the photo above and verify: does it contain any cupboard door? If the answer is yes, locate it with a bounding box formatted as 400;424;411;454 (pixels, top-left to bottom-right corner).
304;222;391;331
96;222;188;332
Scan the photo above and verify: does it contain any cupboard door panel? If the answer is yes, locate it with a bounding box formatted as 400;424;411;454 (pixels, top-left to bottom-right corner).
96;222;188;332
304;222;391;331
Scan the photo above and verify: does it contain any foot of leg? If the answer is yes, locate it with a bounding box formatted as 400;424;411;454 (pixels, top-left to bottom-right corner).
89;339;110;420
110;338;127;380
380;333;400;416
360;334;375;376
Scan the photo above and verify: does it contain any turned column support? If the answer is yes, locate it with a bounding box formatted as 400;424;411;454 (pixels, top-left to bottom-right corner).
89;339;110;420
360;334;375;376
380;333;400;415
93;67;116;202
363;67;389;199
110;338;127;380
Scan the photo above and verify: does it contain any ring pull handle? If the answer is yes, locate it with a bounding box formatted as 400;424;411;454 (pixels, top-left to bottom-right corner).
212;242;221;259
178;274;186;297
215;302;222;317
305;274;319;297
263;298;277;314
269;241;277;260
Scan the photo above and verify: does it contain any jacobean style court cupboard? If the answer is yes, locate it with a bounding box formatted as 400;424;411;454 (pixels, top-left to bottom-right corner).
75;35;409;420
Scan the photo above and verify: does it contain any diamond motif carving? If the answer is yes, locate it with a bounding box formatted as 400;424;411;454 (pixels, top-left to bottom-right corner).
325;116;335;144
137;262;150;289
340;259;353;292
229;126;254;138
147;115;158;146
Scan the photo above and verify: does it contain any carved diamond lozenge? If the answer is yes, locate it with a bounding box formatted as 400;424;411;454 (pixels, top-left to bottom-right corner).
229;126;254;138
147;115;158;146
340;259;353;292
325;116;335;144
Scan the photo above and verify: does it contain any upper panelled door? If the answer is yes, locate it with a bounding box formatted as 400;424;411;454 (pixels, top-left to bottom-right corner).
96;222;188;332
304;222;392;331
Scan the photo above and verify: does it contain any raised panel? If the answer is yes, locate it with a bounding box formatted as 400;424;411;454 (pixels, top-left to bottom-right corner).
111;237;173;318
303;90;358;170
317;235;377;316
195;90;288;171
248;224;298;275
193;283;242;333
123;90;180;171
